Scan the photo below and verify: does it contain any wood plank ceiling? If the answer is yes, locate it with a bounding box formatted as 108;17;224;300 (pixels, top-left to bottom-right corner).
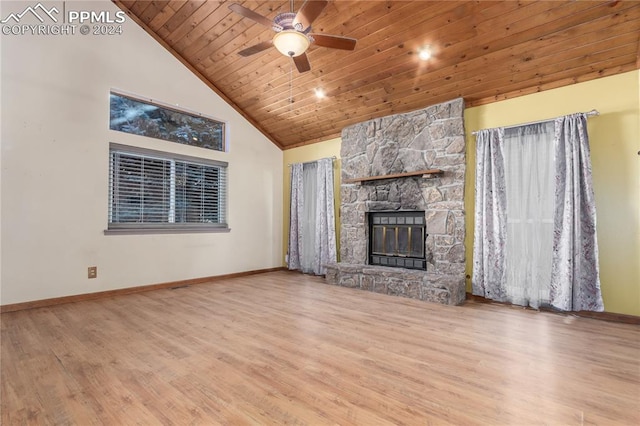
114;1;640;149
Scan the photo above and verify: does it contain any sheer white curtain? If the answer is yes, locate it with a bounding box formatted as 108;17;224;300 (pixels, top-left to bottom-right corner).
288;158;337;275
503;123;555;308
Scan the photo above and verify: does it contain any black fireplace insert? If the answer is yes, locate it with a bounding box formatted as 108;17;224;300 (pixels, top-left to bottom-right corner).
368;211;427;270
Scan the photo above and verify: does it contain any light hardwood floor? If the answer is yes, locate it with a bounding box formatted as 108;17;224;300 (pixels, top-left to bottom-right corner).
2;271;639;425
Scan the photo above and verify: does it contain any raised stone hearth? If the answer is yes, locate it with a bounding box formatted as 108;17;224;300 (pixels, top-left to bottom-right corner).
325;98;466;305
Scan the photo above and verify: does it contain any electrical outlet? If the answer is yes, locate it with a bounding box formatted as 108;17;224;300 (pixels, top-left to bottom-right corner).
88;266;97;279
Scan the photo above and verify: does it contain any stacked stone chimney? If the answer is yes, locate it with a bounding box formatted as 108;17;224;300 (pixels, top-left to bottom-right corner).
325;98;466;305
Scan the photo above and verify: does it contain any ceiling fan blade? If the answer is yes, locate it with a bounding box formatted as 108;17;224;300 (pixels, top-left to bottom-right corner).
293;0;328;31
293;53;311;73
238;40;273;57
228;3;280;30
311;34;357;50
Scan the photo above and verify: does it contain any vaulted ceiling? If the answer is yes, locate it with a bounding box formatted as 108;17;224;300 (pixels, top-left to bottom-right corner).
114;1;640;150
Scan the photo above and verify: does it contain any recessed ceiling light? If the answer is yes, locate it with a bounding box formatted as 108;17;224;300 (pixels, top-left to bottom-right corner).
418;45;432;61
314;88;326;99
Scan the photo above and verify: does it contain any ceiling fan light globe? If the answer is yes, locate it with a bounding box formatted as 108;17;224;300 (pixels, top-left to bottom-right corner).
273;30;310;57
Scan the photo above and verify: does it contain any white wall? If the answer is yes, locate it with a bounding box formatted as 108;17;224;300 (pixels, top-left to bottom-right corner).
0;0;283;305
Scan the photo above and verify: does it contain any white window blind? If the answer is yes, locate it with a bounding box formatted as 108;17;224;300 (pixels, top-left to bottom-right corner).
108;144;227;232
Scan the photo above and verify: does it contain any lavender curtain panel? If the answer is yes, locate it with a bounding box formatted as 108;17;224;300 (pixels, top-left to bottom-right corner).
472;129;508;301
300;163;318;273
313;158;337;275
287;163;304;271
287;158;337;275
550;114;604;311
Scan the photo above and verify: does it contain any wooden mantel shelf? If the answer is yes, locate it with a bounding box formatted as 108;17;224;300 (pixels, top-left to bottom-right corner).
343;169;444;184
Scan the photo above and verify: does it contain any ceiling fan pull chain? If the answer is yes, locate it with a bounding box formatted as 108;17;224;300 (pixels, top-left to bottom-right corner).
289;61;293;110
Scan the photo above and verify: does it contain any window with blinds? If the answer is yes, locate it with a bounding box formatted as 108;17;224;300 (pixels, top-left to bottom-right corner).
108;144;228;232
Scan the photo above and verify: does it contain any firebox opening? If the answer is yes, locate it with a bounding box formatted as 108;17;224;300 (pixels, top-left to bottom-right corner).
368;211;427;270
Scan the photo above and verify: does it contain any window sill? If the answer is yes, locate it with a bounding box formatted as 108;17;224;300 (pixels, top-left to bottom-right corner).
104;227;231;235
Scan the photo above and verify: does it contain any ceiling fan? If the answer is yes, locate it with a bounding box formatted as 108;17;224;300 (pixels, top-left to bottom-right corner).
228;0;357;73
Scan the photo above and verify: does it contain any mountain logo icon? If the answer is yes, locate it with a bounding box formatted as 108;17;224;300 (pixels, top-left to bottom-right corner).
1;3;60;24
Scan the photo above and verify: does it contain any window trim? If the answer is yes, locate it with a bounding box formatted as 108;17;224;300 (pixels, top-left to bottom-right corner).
105;143;230;235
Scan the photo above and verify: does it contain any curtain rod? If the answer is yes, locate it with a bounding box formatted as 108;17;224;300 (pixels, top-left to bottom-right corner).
471;109;600;136
287;156;337;167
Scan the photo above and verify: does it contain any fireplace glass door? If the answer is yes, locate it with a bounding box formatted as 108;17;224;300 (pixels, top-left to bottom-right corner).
369;211;426;270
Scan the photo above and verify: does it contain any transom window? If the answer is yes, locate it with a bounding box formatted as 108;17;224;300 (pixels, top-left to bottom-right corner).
108;144;228;232
109;91;226;152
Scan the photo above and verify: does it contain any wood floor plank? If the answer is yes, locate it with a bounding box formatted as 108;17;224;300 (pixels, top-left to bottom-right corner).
2;271;639;425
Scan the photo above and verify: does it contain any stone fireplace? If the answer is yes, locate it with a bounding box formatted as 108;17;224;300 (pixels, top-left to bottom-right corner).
325;98;466;305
